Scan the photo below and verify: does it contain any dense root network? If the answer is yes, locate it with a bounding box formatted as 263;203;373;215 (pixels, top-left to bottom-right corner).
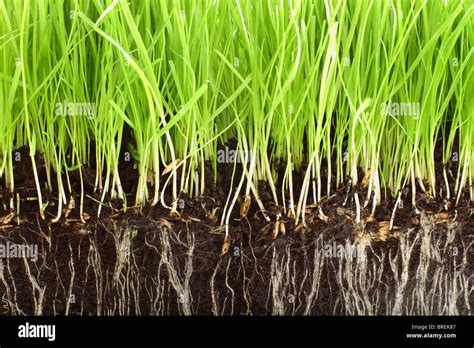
0;214;471;315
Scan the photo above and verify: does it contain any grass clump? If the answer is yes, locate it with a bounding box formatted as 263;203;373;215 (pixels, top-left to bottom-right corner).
0;0;473;229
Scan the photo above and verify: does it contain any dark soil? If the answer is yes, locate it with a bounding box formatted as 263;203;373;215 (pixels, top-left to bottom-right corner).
0;145;472;315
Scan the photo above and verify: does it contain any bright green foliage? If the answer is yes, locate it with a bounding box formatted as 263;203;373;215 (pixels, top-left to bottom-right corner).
0;0;472;224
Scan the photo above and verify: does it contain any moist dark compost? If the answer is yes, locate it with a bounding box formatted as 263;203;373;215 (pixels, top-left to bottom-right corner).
0;159;472;315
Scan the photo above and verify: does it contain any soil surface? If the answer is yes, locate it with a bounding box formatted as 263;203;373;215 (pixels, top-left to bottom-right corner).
0;146;472;315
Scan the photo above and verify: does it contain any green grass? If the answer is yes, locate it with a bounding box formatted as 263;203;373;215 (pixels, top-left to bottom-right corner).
0;0;473;226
